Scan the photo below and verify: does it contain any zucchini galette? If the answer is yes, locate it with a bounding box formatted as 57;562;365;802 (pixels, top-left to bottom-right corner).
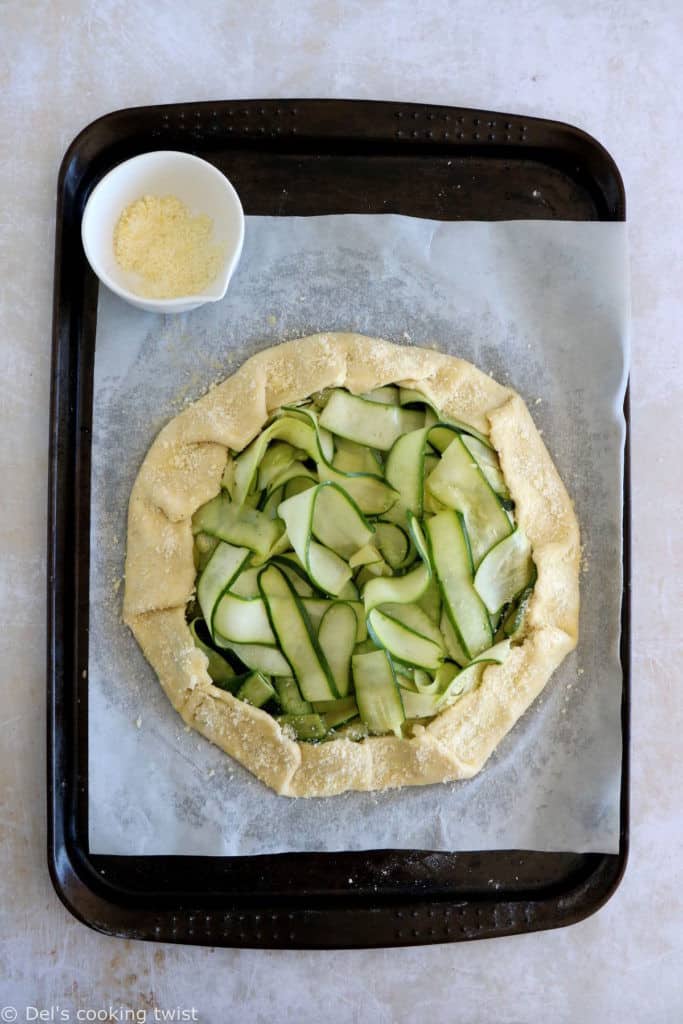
123;333;579;796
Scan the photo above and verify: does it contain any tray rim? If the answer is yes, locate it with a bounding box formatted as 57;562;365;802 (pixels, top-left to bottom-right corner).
47;97;629;949
57;97;626;218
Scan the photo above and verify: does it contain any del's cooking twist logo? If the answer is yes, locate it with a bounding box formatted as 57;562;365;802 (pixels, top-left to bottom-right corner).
0;1010;199;1022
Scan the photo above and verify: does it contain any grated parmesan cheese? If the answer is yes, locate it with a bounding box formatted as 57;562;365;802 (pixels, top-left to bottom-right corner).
113;194;224;299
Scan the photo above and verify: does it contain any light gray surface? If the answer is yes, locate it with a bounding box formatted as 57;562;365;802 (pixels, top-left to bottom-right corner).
89;216;627;857
2;1;682;1021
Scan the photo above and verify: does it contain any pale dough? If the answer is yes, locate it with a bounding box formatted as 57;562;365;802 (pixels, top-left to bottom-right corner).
123;334;580;796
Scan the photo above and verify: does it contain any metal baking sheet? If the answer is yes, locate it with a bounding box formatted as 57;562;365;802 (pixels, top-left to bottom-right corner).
48;99;629;947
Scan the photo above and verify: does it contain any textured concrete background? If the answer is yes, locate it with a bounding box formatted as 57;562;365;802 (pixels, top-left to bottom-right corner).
1;1;681;1020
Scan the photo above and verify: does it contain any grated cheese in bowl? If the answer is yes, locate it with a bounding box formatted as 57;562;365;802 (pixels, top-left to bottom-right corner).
114;194;224;299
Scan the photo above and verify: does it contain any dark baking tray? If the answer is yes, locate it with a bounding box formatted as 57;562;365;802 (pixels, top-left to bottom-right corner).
48;99;629;948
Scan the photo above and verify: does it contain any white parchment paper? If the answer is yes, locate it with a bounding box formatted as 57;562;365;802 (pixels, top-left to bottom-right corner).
88;215;628;855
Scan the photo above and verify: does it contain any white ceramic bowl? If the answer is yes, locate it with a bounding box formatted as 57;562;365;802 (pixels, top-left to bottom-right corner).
81;151;245;313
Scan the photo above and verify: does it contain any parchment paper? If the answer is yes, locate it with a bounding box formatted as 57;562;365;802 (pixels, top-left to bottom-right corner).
88;215;628;855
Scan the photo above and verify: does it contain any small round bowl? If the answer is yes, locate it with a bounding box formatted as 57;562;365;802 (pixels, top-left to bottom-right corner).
81;151;245;313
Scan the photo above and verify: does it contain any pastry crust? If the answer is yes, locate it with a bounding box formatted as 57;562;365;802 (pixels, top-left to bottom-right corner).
123;334;580;796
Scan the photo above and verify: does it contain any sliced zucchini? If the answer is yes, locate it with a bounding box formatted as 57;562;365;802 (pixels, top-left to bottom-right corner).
367;608;444;671
189;618;237;688
337;578;360;601
399;388;492;448
192;492;284;557
236;672;276;708
274;676;313;715
462;435;509;499
469;639;511;665
349;543;383;569
277;406;335;459
232;414;329;503
318;602;357;697
228;566;262;598
352;649;405;736
439;609;468;666
396;672;418;692
417;578;442;625
423;488;448;515
413;669;440;694
426;435;512;566
278;483;378;598
320;390;424;450
426;510;493;660
360;385;401;405
384;427;430;517
221;456;235;495
380;602;444;648
279;713;328;741
302;599;366;642
353;637;380;656
332;437;383;474
257;442;306;491
434;660;460;691
218;640;291;677
266;462;318;495
313;695;359;729
318;463;398;516
423;452;439;477
189;382;533;742
400;688;441;719
363;563;430;613
213;594;275;644
437;662;487;709
197;541;251;638
373;521;412;570
194;532;219;573
354;562;393;588
284;405;398;515
503;578;536;639
406;511;431;566
258;564;338;701
310;482;375;559
283;473;318;500
270;554;316;597
474;528;534;614
259;482;286;519
306;544;351;596
426;422;465;455
436;640;511;709
277;485;354;595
